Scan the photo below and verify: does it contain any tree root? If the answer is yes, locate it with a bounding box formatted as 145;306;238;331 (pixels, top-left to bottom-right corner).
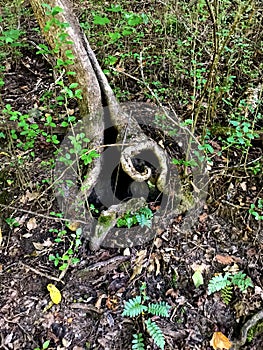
31;0;206;250
233;310;263;349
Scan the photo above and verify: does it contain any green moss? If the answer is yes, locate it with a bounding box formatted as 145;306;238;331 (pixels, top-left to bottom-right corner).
247;320;263;342
98;213;115;228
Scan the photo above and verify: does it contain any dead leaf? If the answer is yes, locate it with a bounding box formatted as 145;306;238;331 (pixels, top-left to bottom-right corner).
239;181;247;191
166;288;178;298
199;212;208;223
148;253;161;276
223;263;239;274
67;221;80;231
27;217;37;231
210;331;232;350
215;255;234;265
32;241;51;251
22;233;33;238
106;295;119;311
191;262;209;273
20;190;39;204
95;294;107;310
154;237;163;248
254;286;263;299
123;247;131;256
62;337;72;347
129;250;147;281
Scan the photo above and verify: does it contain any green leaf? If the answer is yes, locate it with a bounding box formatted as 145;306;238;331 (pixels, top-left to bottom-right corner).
208;274;231;294
93;15;110;25
59;263;68;271
65;50;75;60
108;32;121;43
69;82;79;89
148;302;170;317
51;6;63;16
122;296;148;317
124;13;143;26
106;4;123;12
230;271;254;292
74;89;83;99
135;213;152;228
132;333;145;349
221;285;233;305
42;340;50;349
145;319;165;350
192;270;204;288
122;28;134;36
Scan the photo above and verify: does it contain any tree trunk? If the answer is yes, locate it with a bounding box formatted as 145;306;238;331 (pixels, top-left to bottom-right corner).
29;0;200;250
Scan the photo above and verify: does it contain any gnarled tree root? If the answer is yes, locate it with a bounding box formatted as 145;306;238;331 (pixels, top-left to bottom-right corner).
233;310;263;349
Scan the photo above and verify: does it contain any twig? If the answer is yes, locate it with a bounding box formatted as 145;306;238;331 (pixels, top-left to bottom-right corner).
20;262;64;284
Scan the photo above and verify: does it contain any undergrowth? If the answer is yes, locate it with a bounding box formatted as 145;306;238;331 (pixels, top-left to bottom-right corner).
122;283;171;349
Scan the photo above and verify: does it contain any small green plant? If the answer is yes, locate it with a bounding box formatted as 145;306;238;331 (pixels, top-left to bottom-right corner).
34;339;50;350
122;283;170;350
249;198;263;221
5;217;20;227
49;227;81;271
117;206;153;229
208;271;253;304
0;18;27;62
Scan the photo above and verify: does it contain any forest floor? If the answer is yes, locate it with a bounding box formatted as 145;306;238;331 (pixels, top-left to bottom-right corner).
0;1;263;350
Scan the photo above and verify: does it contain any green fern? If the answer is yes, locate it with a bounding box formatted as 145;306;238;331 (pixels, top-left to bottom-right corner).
148;301;171;317
132;333;145;350
122;283;169;350
135;213;152;228
208;271;254;304
117;206;153;228
208;273;231;294
145;319;165;350
221;285;233;305
122;296;148;317
231;271;254;292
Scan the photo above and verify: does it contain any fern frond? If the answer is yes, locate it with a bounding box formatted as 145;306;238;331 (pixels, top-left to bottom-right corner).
122;296;148;317
221;285;233;305
135;213;152;228
230;271;254;292
208;273;231;294
132;333;145;350
139;207;153;218
145;319;165;350
148;301;171;317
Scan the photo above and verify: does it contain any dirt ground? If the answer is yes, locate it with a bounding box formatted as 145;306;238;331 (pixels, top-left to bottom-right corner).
0;2;263;350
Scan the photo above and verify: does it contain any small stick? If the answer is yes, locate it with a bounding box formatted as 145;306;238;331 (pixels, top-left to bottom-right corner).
20;262;64;284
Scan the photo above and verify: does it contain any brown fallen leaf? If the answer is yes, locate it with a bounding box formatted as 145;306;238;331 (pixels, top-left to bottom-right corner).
215;255;234;265
27;217;37;231
165;288;178;298
210;331;232;350
129;250;147;281
198;212;208;223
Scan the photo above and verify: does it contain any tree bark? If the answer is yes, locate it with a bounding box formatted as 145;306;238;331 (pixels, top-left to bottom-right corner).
29;0;187;250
